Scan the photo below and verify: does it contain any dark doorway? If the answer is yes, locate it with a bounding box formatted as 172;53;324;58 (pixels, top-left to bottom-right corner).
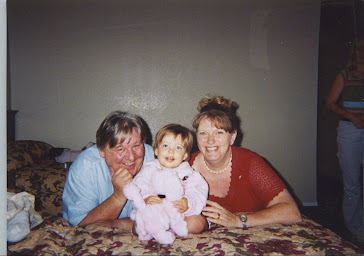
308;0;363;246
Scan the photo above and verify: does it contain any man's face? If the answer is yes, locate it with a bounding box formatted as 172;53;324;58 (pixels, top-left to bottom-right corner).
99;128;145;176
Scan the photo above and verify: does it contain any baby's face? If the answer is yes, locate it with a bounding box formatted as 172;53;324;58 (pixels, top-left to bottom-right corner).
154;134;188;169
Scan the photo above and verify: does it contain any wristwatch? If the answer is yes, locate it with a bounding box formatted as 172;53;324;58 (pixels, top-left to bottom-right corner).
240;214;247;229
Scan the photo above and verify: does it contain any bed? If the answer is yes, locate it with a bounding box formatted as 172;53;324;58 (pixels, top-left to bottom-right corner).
7;140;362;255
8;215;362;255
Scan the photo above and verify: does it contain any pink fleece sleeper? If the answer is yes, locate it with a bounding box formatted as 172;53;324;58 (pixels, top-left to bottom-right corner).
123;159;208;244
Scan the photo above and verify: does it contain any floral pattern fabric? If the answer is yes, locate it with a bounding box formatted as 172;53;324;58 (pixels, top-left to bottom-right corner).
7;140;55;172
7;140;67;218
8;216;362;256
7;141;362;255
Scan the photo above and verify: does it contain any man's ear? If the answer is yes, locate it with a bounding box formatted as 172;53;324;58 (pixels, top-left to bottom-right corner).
98;148;105;158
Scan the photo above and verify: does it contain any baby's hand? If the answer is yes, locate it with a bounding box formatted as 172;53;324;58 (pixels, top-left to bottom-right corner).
145;196;163;205
173;197;188;213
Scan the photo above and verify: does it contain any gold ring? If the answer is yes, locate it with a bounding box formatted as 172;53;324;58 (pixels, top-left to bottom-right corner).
217;213;220;219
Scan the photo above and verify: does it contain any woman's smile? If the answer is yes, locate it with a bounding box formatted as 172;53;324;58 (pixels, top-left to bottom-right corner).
197;118;236;169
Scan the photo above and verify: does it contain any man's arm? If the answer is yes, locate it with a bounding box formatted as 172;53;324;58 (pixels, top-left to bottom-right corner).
79;168;133;228
62;152;131;227
78;191;127;226
78;194;134;230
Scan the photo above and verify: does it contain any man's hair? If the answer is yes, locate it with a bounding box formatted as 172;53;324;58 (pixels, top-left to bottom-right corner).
96;111;146;150
154;123;194;156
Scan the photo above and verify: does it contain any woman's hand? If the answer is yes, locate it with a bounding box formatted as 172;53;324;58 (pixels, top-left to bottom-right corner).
350;115;364;129
202;200;242;228
173;197;188;213
144;196;163;205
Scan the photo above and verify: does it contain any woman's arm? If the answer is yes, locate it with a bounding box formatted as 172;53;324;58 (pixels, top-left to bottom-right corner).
241;189;302;227
202;189;302;228
326;72;363;128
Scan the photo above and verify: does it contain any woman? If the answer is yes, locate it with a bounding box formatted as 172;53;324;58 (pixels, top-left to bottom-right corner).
190;95;302;228
326;40;363;237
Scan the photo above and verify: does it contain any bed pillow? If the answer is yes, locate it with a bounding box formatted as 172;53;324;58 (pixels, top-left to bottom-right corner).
7;140;54;173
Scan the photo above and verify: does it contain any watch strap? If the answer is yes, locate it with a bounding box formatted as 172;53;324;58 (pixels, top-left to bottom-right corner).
240;214;247;229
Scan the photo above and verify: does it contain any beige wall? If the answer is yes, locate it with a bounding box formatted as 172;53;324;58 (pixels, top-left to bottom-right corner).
7;0;320;205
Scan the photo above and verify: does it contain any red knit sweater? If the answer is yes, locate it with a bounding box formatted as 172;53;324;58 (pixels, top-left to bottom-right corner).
190;146;286;213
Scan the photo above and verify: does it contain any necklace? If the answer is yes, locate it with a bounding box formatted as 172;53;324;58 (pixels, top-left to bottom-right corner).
203;153;232;174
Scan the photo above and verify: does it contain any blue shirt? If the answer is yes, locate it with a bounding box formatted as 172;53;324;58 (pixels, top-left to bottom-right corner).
62;143;154;226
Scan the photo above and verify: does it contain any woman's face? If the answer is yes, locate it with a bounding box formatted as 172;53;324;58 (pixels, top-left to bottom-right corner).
196;117;236;166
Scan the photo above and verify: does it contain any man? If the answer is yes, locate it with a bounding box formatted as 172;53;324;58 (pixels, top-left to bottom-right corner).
62;110;207;233
62;111;154;230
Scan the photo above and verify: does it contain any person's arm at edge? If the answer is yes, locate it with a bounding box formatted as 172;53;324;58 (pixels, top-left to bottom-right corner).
326;73;347;118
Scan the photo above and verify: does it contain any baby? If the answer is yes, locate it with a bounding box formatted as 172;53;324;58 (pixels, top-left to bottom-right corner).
123;123;208;244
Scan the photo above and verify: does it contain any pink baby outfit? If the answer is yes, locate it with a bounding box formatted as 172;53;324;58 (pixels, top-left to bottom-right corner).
123;159;208;244
133;160;208;216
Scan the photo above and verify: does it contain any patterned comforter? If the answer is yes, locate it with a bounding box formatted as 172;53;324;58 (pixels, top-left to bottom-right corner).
6;140;362;255
8;216;362;256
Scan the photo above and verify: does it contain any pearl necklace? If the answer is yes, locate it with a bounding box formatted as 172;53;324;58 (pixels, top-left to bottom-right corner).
203;154;232;174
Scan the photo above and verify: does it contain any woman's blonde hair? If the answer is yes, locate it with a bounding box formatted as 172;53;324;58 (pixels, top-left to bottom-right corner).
154;123;194;156
192;95;239;132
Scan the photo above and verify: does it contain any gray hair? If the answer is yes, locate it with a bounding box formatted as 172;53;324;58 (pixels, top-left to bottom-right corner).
96;111;146;150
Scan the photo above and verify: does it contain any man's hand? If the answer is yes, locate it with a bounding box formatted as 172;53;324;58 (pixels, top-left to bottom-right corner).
112;168;133;201
173;197;188;213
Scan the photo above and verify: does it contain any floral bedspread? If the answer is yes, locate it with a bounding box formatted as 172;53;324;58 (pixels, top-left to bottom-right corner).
8;216;362;256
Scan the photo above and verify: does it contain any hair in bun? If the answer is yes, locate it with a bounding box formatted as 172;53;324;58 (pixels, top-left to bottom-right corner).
197;95;239;115
193;95;240;134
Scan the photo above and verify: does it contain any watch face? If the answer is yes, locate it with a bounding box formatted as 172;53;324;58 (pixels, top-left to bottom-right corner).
240;215;247;222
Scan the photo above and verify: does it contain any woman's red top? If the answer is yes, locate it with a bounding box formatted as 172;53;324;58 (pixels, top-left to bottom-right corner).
190;146;286;213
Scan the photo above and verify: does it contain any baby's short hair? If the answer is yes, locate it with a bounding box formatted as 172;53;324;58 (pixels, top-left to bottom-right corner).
154;123;194;155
